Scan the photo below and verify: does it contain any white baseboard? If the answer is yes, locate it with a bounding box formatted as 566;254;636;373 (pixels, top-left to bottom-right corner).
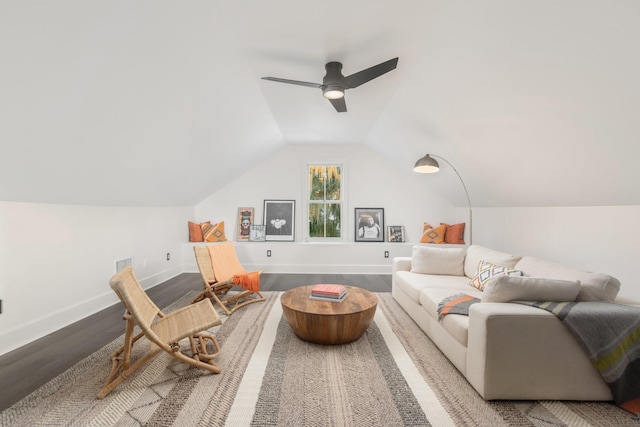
0;266;183;357
183;263;393;275
0;262;389;356
138;266;183;290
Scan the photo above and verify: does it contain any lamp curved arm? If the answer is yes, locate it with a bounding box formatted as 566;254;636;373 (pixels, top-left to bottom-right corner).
429;155;473;245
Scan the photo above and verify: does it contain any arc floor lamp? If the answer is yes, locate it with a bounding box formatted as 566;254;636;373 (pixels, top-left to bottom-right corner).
413;154;472;245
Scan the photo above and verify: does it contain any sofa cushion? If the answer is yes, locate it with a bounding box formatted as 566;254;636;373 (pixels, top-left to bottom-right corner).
464;245;522;278
420;288;481;346
469;260;524;291
514;256;620;302
395;271;471;303
481;275;581;303
411;245;466;276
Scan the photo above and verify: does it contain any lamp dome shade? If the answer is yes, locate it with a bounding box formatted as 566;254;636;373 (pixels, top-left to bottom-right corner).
413;154;440;173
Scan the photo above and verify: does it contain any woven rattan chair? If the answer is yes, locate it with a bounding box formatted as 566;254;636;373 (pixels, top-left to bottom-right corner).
193;242;265;315
97;266;222;399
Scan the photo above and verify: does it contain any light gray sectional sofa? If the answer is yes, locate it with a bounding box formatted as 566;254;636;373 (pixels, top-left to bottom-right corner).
392;244;634;401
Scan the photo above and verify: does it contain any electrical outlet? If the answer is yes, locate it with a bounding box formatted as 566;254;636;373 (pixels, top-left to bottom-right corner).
384;251;389;258
166;252;170;261
267;250;272;257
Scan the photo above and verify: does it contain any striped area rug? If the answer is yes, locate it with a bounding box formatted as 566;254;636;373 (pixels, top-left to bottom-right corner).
1;292;638;426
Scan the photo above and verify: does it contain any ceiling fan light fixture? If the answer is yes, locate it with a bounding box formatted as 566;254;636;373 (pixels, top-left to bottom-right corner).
323;87;344;99
262;57;398;112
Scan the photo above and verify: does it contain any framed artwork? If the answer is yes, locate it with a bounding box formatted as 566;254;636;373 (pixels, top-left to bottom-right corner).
236;207;254;241
387;225;405;243
355;208;384;242
264;200;295;241
249;225;266;242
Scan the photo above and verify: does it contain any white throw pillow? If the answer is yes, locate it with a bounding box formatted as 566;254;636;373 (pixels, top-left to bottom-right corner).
481;275;581;303
463;245;522;278
469;260;524;291
514;256;620;302
411;245;466;276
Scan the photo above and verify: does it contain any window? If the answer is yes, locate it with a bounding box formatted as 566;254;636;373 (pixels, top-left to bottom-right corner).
306;163;344;240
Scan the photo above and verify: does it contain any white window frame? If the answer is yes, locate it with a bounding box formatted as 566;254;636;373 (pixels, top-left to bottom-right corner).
304;161;346;242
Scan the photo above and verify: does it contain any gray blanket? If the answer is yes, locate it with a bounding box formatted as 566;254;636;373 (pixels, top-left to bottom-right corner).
516;301;640;415
436;293;480;320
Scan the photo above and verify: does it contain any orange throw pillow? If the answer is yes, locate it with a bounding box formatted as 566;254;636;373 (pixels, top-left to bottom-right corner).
420;224;446;244
441;222;465;244
202;221;227;242
188;221;210;242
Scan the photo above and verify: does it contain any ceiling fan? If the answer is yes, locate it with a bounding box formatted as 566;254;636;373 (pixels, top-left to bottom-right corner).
261;57;398;112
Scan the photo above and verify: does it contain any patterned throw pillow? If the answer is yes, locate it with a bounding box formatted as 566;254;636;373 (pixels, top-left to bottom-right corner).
420;223;446;244
441;222;465;244
201;221;227;242
188;221;210;242
470;260;524;291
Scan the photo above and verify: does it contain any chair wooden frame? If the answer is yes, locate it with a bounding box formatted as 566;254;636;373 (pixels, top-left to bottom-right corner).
193;245;265;315
97;266;222;399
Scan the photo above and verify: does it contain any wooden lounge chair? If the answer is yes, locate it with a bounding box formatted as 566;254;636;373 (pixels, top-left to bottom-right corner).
193;242;265;315
97;266;222;399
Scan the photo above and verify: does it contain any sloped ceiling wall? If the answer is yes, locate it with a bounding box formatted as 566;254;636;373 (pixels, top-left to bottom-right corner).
1;1;638;207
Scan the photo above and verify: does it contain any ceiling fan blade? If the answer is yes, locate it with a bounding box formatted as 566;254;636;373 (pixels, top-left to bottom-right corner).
261;77;322;89
343;57;399;89
329;97;347;113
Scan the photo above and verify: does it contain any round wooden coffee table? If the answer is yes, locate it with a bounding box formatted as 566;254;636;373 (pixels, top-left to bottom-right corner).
280;285;378;345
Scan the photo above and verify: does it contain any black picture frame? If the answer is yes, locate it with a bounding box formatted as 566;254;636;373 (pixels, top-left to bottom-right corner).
263;200;295;241
355;208;384;242
387;225;405;243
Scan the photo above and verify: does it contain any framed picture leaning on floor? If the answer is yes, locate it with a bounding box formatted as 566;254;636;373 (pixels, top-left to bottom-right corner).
263;200;295;241
355;208;384;242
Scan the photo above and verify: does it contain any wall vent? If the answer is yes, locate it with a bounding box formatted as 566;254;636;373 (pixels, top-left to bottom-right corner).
114;256;134;273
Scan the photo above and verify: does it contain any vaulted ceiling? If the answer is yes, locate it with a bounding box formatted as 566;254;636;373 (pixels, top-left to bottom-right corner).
2;1;639;207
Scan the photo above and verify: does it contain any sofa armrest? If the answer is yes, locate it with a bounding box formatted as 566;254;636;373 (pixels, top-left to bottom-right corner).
466;302;611;400
391;257;412;294
615;295;640;306
392;257;411;273
392;257;411;290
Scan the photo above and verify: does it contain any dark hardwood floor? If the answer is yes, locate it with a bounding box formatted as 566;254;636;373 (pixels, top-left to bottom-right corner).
0;272;391;411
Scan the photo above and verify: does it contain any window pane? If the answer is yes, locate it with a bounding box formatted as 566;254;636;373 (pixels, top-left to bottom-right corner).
309;166;325;201
325;166;341;200
326;203;341;238
308;203;324;237
307;163;342;240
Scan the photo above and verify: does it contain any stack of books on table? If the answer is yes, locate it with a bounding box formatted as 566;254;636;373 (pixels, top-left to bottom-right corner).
309;284;347;302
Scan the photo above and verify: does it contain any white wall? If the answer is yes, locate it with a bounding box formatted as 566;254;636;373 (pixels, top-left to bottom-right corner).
2;146;638;358
194;143;460;269
182;241;421;275
472;206;640;302
0;201;192;356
